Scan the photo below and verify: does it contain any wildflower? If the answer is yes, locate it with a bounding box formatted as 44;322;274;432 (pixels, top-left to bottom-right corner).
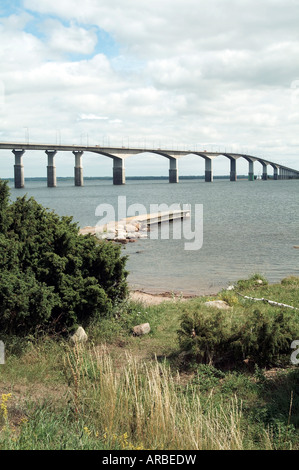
83;426;92;437
1;393;12;421
19;417;28;426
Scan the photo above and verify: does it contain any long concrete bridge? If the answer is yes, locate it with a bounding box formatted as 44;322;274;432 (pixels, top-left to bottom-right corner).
0;142;298;187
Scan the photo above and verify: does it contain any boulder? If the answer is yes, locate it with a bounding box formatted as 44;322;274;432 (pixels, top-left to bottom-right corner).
204;300;231;310
133;323;151;336
125;223;139;232
106;233;116;240
127;232;138;239
70;326;88;344
116;233;127;242
116;232;127;239
138;232;148;239
105;222;117;233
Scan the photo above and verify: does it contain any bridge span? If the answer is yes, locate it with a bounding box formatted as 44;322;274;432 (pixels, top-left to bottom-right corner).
0;142;298;187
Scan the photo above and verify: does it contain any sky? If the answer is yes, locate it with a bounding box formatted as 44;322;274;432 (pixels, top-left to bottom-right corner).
0;0;299;177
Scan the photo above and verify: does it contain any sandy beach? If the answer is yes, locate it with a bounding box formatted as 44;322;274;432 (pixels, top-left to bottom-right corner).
129;289;198;305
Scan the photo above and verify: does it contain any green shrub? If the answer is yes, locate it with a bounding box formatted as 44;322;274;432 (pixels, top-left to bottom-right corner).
241;309;299;367
281;276;299;287
0;180;128;335
218;291;240;306
177;308;239;365
235;273;268;290
191;364;225;391
177;302;299;367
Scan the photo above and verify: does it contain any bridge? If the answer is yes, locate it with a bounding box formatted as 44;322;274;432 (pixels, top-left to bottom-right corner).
0;141;298;187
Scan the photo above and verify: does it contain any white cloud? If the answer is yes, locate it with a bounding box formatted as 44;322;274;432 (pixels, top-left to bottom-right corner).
78;114;109;121
0;0;298;176
42;19;98;56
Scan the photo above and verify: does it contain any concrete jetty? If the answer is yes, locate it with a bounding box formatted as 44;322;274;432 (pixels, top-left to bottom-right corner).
125;209;190;226
79;208;190;241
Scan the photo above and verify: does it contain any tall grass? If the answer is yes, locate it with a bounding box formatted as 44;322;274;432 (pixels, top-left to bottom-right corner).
2;275;299;450
0;337;292;450
64;343;246;450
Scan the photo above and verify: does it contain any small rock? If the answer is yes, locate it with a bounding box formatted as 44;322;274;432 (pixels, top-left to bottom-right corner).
204;300;231;310
227;285;235;290
255;279;264;285
133;323;151;336
70;326;88;344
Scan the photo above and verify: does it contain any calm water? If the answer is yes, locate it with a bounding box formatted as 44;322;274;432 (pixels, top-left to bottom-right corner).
8;178;299;295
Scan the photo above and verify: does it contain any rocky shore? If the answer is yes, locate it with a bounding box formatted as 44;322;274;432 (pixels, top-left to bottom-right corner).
79;209;190;243
79;218;149;243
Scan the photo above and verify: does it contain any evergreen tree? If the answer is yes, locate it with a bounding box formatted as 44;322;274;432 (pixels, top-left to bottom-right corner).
0;180;128;335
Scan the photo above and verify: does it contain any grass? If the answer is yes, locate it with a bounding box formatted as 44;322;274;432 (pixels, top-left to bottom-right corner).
1;274;299;450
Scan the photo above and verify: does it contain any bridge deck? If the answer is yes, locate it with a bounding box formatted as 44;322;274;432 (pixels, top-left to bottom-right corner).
0;141;298;186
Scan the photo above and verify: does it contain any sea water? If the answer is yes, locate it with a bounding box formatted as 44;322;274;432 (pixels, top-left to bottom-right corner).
8;178;299;295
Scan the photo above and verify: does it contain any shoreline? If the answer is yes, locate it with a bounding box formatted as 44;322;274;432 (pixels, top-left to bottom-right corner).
129;288;204;305
128;280;224;304
128;273;299;305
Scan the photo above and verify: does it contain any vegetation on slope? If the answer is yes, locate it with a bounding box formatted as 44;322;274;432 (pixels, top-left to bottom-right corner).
1;179;299;450
0;275;299;450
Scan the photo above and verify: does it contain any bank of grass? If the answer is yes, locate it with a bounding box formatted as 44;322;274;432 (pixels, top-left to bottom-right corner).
1;274;299;450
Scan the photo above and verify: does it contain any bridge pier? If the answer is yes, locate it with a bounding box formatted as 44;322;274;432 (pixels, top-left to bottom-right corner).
205;158;213;182
230;158;237;181
273;166;278;180
262;162;268;180
73;151;84;186
113;158;125;185
13;149;25;188
46;150;57;187
169;159;178;183
248;160;254;181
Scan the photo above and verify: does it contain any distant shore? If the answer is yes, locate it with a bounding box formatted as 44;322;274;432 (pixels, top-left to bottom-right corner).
7;175;249;182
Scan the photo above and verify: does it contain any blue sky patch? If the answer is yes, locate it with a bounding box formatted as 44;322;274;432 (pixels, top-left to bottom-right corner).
0;0;23;16
1;0;120;61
